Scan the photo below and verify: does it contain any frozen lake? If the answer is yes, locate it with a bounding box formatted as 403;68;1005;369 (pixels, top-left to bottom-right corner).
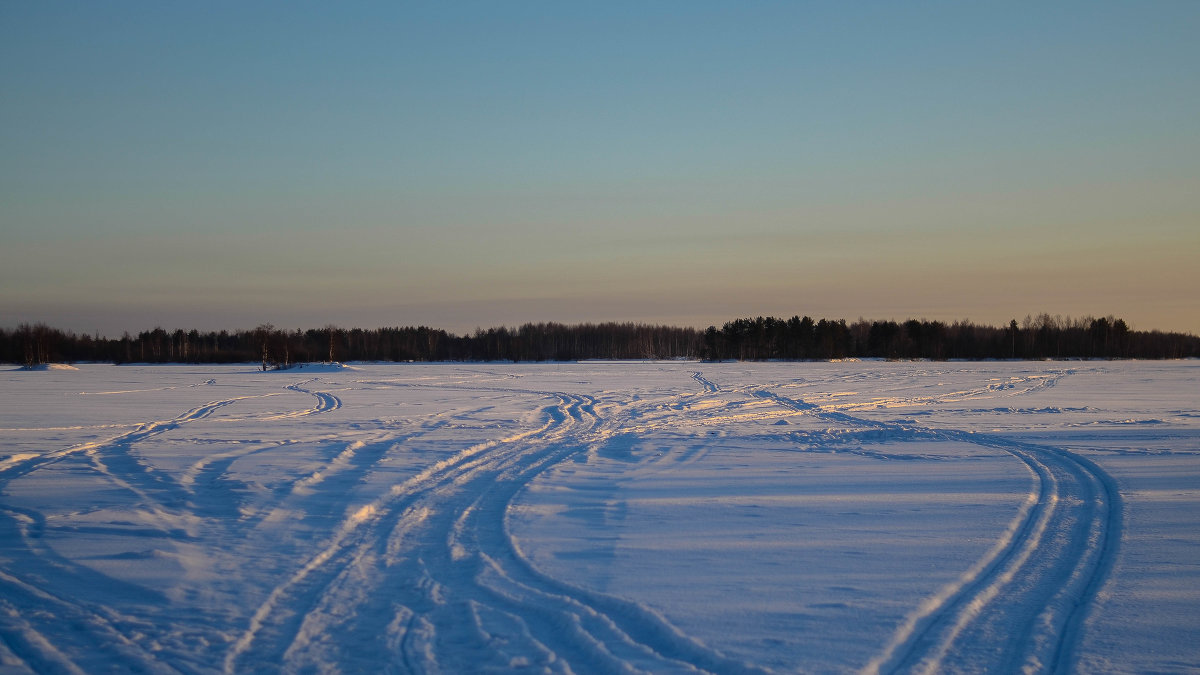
2;361;1198;673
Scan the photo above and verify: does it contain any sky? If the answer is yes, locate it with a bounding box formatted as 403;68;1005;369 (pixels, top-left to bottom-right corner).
2;2;1198;337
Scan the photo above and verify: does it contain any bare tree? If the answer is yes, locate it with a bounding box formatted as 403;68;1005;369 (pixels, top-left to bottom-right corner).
254;324;274;371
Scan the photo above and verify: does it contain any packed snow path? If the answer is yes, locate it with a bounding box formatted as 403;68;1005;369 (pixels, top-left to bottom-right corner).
1;362;1198;673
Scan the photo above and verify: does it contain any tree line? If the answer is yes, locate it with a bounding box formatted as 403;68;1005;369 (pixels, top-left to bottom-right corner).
2;314;1198;367
700;314;1199;360
0;322;703;367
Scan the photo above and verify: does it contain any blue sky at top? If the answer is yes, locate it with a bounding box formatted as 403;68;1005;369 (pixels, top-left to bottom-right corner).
2;2;1197;335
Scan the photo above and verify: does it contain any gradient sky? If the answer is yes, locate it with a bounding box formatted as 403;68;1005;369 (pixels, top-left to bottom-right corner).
3;2;1198;337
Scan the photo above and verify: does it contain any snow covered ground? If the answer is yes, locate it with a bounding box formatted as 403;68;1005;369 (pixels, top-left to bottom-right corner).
1;360;1197;673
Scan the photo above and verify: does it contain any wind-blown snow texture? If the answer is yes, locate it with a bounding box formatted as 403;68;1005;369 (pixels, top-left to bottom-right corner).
1;361;1197;673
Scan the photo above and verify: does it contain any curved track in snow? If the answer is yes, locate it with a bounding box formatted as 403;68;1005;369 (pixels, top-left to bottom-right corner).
0;364;1140;673
753;386;1122;675
272;380;342;419
226;388;763;673
0;397;243;483
0;396;258;674
0;379;349;674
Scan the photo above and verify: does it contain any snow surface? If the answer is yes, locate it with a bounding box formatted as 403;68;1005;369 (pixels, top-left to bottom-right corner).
1;361;1197;673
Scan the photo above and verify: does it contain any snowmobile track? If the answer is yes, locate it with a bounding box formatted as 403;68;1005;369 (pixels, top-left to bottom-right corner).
755;389;1121;675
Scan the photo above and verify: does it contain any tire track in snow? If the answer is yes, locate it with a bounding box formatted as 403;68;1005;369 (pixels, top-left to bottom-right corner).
226;389;760;674
58;392;298;538
0;396;264;675
0;385;359;674
692;370;719;393
882;435;1121;675
0;377;349;674
0;397;251;485
264;380;342;420
429;392;761;674
223;394;574;672
0;566;181;675
817;369;1075;414
177;378;354;510
753;389;1121;675
0;391;276;492
233;431;423;537
1;396;269;537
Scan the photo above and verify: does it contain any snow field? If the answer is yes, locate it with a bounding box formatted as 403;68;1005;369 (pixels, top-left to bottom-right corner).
0;361;1197;673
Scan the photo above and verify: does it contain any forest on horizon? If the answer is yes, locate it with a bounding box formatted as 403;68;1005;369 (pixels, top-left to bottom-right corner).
4;314;1199;367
